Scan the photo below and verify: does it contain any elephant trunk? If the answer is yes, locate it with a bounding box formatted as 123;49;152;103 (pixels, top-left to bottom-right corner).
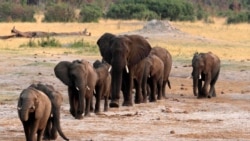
18;108;30;122
193;77;198;96
53;107;69;141
110;68;123;107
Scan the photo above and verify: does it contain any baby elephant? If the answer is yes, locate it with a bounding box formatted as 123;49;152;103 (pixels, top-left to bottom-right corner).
17;86;52;141
29;83;69;141
93;60;111;113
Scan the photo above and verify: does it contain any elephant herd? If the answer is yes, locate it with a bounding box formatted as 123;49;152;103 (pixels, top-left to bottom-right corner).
16;32;221;141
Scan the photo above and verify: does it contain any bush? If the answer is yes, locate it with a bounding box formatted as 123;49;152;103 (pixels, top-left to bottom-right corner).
43;4;75;22
227;12;250;24
0;2;35;22
38;36;61;47
79;4;102;22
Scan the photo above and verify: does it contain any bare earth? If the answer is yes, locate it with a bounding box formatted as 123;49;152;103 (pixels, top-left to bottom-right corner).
0;24;250;141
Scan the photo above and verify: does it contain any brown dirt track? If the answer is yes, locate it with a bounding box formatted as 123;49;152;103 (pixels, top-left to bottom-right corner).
0;21;250;141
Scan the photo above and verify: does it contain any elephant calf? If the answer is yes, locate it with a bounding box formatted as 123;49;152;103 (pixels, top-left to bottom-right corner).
29;83;69;141
17;87;52;141
93;60;111;113
192;52;220;98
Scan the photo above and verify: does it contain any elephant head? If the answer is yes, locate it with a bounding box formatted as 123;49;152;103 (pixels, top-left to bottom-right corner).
97;33;152;107
17;88;41;121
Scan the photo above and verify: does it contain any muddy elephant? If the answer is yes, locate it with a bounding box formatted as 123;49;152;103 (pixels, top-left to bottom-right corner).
133;54;164;103
17;87;52;141
54;59;98;119
93;60;111;113
192;52;220;98
149;46;172;98
97;33;152;107
29;83;69;141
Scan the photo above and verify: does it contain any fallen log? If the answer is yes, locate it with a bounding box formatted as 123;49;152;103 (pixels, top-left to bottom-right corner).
0;26;91;39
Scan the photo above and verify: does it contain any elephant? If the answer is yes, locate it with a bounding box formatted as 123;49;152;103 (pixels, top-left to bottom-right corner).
54;59;98;119
97;33;152;107
149;46;172;98
191;52;220;98
93;60;111;113
17;86;52;141
132;54;164;103
29;83;69;141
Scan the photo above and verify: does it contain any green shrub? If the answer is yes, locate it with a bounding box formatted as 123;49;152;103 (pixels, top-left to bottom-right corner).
227;12;249;24
43;4;75;22
0;2;35;22
38;36;61;47
79;4;102;22
69;39;99;54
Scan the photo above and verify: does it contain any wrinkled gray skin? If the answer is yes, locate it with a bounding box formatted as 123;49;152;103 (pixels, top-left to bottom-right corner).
93;60;111;113
149;46;172;98
54;59;97;119
29;83;69;141
192;52;220;98
97;33;152;107
17;87;52;141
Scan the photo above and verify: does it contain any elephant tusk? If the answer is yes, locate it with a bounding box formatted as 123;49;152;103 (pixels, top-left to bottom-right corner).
125;65;129;73
17;107;22;110
108;66;112;72
76;87;79;91
199;74;202;79
93;89;96;94
86;86;90;90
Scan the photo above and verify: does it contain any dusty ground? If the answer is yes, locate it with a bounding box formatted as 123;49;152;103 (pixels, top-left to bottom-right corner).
0;22;250;141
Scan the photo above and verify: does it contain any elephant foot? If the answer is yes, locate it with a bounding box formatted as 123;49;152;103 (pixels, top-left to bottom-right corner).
75;114;83;119
109;100;119;108
122;101;133;106
207;95;211;98
134;99;142;104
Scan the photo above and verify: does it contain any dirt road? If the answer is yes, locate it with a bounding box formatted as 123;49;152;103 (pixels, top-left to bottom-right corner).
0;50;250;141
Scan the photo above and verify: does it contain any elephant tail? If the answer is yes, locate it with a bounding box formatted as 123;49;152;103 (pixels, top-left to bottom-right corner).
53;109;69;141
167;80;171;89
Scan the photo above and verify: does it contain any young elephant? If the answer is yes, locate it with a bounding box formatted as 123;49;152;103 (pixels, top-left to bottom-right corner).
29;83;69;141
17;87;52;141
149;46;172;98
192;52;221;98
133;54;164;103
54;59;98;119
93;60;111;113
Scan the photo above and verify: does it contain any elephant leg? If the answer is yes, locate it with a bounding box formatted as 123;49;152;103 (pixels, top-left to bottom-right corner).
37;129;45;141
122;72;133;106
157;80;163;100
94;87;101;113
30;121;39;141
84;97;91;117
22;122;30;141
197;79;204;98
90;96;94;112
134;80;142;104
203;74;212;98
43;119;52;140
142;81;148;103
104;96;109;112
161;80;167;98
148;78;156;102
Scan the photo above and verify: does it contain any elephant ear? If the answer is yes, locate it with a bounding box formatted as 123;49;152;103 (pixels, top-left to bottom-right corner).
126;35;152;66
97;33;116;64
54;61;74;87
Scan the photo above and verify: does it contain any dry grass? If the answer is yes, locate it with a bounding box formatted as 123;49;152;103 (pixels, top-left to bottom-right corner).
0;18;249;61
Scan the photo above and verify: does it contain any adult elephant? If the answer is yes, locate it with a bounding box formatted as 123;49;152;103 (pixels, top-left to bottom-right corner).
29;83;69;141
93;60;111;113
54;59;98;119
149;46;172;98
17;87;52;141
192;52;220;98
97;33;152;107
